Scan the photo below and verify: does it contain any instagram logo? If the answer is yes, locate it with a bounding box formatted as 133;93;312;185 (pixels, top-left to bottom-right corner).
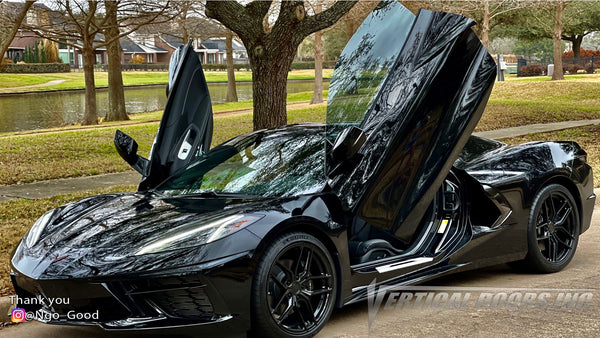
11;308;26;322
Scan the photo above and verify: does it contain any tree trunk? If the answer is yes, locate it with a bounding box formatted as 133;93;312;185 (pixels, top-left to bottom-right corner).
181;23;189;44
0;0;34;66
572;35;583;62
205;0;358;131
225;29;238;102
104;0;128;121
311;3;323;105
552;1;565;81
481;0;490;49
249;52;293;130
82;46;98;125
310;29;323;104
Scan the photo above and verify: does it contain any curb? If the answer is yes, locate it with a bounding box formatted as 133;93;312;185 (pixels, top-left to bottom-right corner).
0;78;330;97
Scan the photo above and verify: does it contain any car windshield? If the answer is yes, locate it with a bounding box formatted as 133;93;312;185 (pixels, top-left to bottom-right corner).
155;127;326;198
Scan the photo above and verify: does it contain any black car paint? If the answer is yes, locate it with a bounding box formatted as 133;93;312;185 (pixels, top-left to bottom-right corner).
328;6;496;249
140;43;214;191
10;2;595;336
11;125;594;332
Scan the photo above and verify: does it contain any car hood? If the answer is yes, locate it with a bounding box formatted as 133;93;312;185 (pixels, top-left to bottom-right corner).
11;192;277;279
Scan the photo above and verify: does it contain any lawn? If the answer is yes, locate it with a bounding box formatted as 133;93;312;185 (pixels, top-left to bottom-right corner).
0;103;326;185
0;185;136;296
0;69;334;93
501;125;600;188
4;70;600;184
477;73;600;131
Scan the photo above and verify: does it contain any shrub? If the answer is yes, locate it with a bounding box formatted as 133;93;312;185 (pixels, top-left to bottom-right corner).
563;63;585;74
518;64;546;77
130;55;146;64
563;48;600;58
0;63;71;73
2;58;14;64
202;63;251;71
118;63;169;71
585;62;600;74
290;61;337;70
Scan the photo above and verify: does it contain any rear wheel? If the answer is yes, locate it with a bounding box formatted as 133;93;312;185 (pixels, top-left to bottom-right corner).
521;184;580;273
251;232;337;337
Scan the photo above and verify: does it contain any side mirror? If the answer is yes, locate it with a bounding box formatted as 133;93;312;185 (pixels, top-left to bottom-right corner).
331;126;366;162
329;126;366;175
114;130;149;176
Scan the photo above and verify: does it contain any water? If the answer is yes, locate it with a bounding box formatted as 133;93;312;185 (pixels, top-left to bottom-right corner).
0;80;329;133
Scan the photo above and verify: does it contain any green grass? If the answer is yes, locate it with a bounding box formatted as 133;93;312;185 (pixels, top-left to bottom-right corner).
0;69;334;93
0;104;326;185
0;185;136;296
505;73;592;82
477;74;600;131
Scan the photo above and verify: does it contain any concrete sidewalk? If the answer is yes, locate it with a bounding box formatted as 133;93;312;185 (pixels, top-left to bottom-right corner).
0;119;598;202
473;118;600;140
0;171;140;202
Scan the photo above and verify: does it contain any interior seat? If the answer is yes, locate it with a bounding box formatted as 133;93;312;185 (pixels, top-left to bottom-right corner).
349;239;403;264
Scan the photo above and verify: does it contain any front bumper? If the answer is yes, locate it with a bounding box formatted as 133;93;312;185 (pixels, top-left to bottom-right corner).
10;252;254;332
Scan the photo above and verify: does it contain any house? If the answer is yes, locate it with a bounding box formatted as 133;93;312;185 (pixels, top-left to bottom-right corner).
4;31;38;61
120;35;168;64
192;37;248;65
56;34;170;68
3;0;248;68
1;1;54;62
57;38;107;68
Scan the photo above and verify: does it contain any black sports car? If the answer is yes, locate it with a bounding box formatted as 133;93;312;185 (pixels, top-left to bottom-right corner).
10;2;595;337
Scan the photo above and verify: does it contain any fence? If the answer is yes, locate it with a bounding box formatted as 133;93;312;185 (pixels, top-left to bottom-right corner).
562;56;598;74
516;56;597;77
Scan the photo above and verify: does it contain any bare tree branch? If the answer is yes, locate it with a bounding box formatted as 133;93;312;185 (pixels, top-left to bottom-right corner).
0;0;35;65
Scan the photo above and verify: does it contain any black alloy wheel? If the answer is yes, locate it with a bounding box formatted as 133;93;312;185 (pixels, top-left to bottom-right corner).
522;184;580;273
251;232;337;338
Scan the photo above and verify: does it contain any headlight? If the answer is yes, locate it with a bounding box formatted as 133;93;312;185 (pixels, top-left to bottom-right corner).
135;214;263;255
25;210;54;248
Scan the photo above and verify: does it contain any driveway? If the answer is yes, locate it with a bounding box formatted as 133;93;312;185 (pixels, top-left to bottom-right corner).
2;209;599;338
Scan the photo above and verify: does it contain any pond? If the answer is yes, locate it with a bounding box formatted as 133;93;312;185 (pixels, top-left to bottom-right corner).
0;79;329;133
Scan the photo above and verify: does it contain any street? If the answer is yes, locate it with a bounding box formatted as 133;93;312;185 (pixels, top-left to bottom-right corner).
2;207;599;338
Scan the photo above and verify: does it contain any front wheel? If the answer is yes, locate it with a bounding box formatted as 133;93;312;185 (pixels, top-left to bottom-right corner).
251;232;337;338
521;184;580;273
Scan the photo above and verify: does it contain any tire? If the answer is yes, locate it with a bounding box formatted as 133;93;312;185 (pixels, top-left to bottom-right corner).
251;232;337;338
520;184;580;273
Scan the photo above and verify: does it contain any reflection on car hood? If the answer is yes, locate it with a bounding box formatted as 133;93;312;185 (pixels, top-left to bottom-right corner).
12;193;272;279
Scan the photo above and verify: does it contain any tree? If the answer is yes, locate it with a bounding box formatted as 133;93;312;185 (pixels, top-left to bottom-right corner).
206;0;358;130
496;1;600;61
513;39;554;64
104;0;127;121
559;1;600;60
418;0;527;49
310;1;323;104
147;2;225;44
339;0;377;42
0;0;35;66
225;29;238;102
25;1;170;125
552;0;566;80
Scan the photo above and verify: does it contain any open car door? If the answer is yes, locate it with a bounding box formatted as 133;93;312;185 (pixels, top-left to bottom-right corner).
115;42;213;191
327;1;496;245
